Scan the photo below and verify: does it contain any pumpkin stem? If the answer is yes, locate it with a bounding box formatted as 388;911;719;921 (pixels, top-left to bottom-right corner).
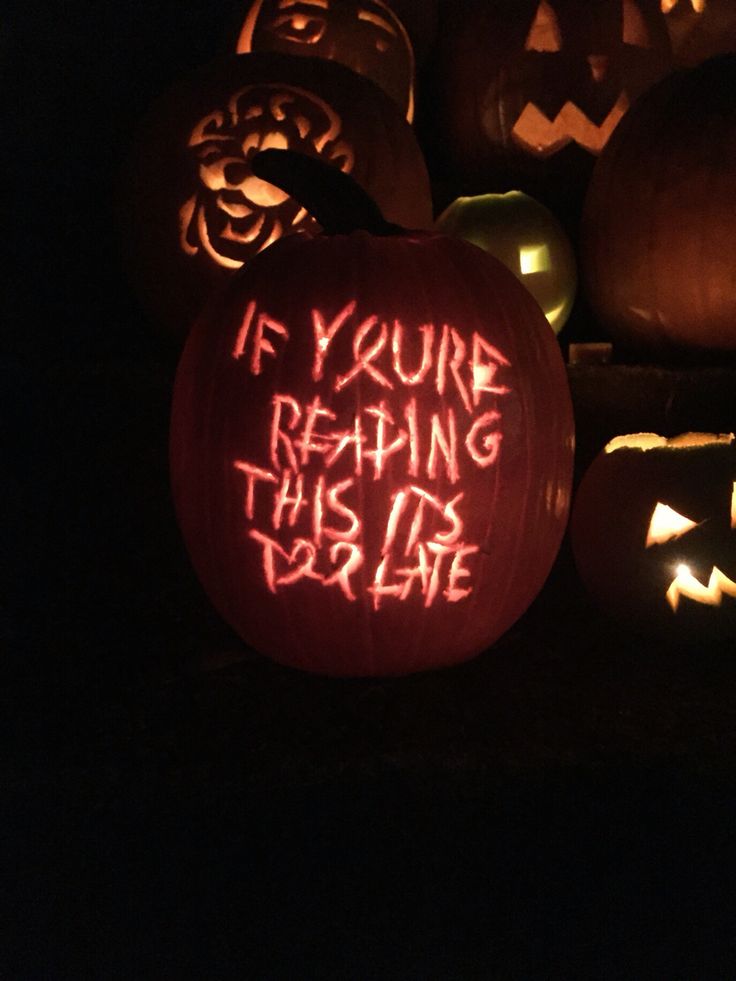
251;148;402;237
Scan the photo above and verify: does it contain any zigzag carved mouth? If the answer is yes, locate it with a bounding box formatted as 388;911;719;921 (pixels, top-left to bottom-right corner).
511;91;629;157
666;565;736;612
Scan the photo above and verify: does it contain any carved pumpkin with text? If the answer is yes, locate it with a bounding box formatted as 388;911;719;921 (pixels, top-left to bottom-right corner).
435;191;577;334
424;0;671;216
236;0;419;120
119;53;432;335
582;55;736;356
571;433;736;638
170;151;574;676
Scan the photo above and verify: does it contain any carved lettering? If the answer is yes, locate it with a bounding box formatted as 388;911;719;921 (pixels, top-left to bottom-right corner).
229;299;518;607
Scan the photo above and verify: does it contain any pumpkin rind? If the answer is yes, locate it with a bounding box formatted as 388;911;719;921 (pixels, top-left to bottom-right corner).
582;54;736;355
170;228;574;676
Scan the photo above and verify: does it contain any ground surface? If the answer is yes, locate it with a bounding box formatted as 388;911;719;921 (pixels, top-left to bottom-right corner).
5;353;736;979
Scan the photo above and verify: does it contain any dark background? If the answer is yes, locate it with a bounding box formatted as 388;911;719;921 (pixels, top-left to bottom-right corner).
4;3;736;978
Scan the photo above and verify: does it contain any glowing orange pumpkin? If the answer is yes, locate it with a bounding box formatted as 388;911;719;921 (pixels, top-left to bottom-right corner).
571;432;736;638
423;0;671;217
119;53;432;335
170;150;574;676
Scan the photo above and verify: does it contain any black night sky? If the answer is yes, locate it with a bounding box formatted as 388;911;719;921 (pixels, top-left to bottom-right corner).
4;3;736;978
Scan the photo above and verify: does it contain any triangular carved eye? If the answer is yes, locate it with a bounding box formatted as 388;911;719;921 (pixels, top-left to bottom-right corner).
525;0;562;52
646;502;698;547
623;0;651;47
661;0;706;12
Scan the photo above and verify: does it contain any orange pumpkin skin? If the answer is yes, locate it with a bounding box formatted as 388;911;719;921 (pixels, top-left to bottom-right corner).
582;55;736;356
421;0;671;216
119;53;433;336
571;433;736;638
170;229;574;676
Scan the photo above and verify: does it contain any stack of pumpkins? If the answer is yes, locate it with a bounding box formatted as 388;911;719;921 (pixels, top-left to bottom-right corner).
123;0;736;674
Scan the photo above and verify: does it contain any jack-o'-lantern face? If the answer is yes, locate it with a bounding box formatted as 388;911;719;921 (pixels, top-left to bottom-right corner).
237;0;415;120
571;433;736;638
661;0;736;67
179;84;354;270
503;0;668;158
430;0;672;207
646;491;736;611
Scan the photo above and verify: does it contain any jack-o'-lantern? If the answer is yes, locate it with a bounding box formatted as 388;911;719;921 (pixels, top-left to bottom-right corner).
661;0;736;67
236;0;419;121
119;53;432;335
582;55;736;357
423;0;671;218
571;433;736;638
170;149;574;676
435;191;577;334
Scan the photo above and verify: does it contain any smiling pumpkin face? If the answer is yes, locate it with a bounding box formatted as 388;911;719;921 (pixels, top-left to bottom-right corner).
571;433;736;638
429;0;671;214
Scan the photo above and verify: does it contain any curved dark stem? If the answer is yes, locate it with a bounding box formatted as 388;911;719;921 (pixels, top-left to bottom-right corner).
251;148;403;237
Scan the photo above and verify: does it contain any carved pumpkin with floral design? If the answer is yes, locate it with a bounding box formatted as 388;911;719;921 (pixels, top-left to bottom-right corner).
119;53;432;335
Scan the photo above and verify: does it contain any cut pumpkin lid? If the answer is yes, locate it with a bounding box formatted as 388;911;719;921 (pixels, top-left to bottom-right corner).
604;432;735;453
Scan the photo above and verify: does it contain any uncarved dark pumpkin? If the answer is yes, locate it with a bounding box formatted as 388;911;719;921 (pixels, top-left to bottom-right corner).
582;54;736;356
119;52;433;336
170;151;574;676
571;432;736;638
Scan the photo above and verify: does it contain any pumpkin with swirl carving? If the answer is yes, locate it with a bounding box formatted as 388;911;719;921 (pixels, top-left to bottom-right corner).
119;52;432;335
